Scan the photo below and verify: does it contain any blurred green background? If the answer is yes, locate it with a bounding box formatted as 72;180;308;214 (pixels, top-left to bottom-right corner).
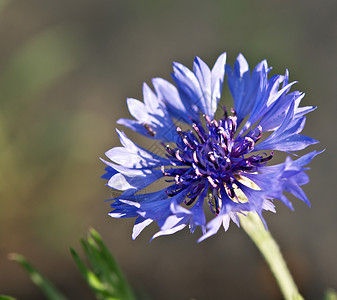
0;0;336;299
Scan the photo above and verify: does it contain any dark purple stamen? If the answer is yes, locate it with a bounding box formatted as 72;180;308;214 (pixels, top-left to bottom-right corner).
161;108;273;213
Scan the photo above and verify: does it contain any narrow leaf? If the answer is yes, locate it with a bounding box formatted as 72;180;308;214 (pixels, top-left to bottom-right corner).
325;289;337;300
9;254;68;300
70;248;116;300
71;228;136;300
89;228;135;299
0;296;17;300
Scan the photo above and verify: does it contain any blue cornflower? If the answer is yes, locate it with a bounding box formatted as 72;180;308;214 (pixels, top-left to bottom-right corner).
101;53;320;242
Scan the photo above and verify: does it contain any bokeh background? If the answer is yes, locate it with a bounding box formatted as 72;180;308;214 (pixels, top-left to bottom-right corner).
0;0;336;299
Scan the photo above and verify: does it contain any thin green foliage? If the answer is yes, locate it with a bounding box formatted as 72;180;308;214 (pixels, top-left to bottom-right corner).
9;254;68;300
4;228;336;300
0;296;17;300
8;229;135;300
71;228;135;300
325;289;337;300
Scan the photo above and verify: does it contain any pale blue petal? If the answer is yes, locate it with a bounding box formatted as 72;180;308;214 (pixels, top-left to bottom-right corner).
132;217;153;240
118;85;178;142
227;54;270;126
210;52;227;117
105;129;171;169
258;91;303;132
152;77;196;123
107;169;162;191
172;61;205;117
254;133;318;152
197;215;223;242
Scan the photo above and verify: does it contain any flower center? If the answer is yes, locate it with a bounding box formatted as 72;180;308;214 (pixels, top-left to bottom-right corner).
161;108;273;213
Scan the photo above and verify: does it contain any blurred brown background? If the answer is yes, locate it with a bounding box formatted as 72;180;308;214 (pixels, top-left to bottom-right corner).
0;0;336;299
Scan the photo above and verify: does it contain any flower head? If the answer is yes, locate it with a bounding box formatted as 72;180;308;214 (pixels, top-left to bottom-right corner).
101;52;320;242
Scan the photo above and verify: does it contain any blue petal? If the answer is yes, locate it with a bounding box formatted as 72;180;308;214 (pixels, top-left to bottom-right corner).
254;129;319;152
193;53;227;118
187;186;208;233
152;207;189;240
236;182;266;213
132;217;153;240
243;150;322;209
105;129;171;169
117;118;150;135
170;53;227;120
109;189;169;225
227;54;269;126
111;188;167;206
101;166;117;179
171;61;204;118
240;74;287;134
210;52;227;117
167;183;208;234
126;97;149;123
198;189;250;242
294;100;316;118
139;189;188;221
107;169;163;191
142;82;164;115
284;179;310;206
152;77;195;123
193;56;212;116
258;91;303;132
101;158;163;191
254;102;319;152
290;149;323;167
118;83;178;142
226;54;251;124
197;214;223;242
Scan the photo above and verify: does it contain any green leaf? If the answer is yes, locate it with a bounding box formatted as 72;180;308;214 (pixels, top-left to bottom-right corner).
0;295;17;300
9;254;68;300
71;228;136;300
325;289;337;300
70;248;116;300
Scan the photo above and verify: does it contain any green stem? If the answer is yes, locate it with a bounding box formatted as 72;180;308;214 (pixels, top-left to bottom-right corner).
239;212;304;300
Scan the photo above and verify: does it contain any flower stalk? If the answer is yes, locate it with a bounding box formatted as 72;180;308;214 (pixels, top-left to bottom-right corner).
240;212;304;300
